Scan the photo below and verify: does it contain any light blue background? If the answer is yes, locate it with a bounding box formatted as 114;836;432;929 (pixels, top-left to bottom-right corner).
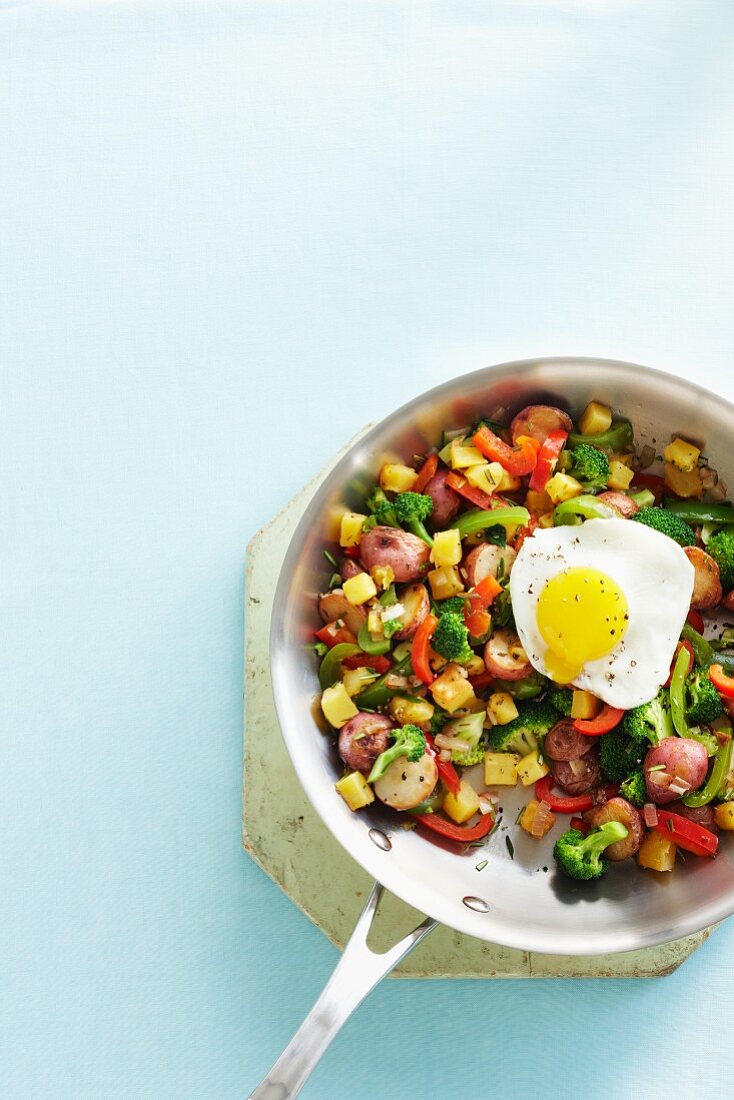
3;2;734;1097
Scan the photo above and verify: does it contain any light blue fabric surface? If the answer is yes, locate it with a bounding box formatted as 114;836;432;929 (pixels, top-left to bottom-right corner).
3;2;734;1097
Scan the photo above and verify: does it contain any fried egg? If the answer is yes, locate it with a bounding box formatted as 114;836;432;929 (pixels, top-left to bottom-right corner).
509;518;695;708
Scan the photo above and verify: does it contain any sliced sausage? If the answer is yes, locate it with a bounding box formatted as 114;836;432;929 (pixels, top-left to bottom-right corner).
338;713;393;774
318;589;367;635
463;543;517;587
544;718;594;762
393;583;430;640
596;491;639;518
359;526;431;583
552;749;600;795
423;468;461;529
373;752;438;811
510;404;573;444
683;546;722;609
340;559;366;582
584;797;644;860
666;800;718;833
484;629;533;680
643;739;709;804
722;589;734;612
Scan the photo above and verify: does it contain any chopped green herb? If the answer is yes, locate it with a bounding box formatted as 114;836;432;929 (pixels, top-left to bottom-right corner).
505;836;515;860
323;549;339;568
648;763;667;772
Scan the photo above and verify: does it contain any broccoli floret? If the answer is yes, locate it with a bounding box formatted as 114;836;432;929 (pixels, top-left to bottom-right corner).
451;743;487;766
367;724;427;782
439;596;468;617
622;687;674;745
619;769;647;807
568;443;610;490
688;727;720;757
630;507;696;547
432;612;474;664
488;700;557;756
686;668;724;725
553;822;629;881
599;729;640;783
366;487;399;527
429;708;450;735
549;685;574;717
393;492;434;546
706;530;734;590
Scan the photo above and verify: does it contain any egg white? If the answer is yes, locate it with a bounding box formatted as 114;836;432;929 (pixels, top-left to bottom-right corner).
509;517;695;709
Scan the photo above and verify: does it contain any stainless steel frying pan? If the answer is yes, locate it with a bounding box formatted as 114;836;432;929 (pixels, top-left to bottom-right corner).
249;357;734;1098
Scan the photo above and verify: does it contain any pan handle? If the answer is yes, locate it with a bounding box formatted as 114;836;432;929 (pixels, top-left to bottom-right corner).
247;881;436;1099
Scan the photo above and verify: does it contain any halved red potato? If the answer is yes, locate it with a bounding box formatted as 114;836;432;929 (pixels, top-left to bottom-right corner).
596;491;639;518
423;468;461;529
644;739;709;804
359;526;430;583
392;583;430;640
373;752;438;810
683;546;722;609
723;590;734;612
318;589;367;635
484;629;532;680
510;404;573;443
584;797;644;860
463;543;517;587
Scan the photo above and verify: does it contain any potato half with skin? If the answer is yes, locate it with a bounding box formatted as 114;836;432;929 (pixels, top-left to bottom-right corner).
683;546;722;609
318;589;367;635
510;404;573;443
373;752;438;811
423;468;461;529
359;526;431;583
463;543;517;587
584;797;644;861
392;583;430;640
484;629;533;680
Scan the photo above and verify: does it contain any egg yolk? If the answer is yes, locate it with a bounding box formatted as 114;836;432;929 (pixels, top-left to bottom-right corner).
536;566;629;683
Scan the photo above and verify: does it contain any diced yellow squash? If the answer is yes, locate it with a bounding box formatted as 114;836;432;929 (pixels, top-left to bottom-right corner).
325;503;348;541
342;667;379;697
427;565;465;601
519;799;556;838
571;690;599;720
389;694;435;725
484;752;520;786
663;460;703;499
379;463;417;493
443;780;481;824
449;439;485;469
545;472;584;504
465;462;502;496
431;528;462;568
538;512;555;528
637;831;676;872
368;564;393;591
343;572;377;605
430;663;476;713
465;654;485;677
607;461;634;491
335;771;375;811
609;451;634;468
339;511;367;547
515;748;550;787
486;692;519;726
321;682;359;728
579;401;612;436
714;803;734;831
525;489;554;514
497;468;522;493
664;436;701;473
367;608;383;635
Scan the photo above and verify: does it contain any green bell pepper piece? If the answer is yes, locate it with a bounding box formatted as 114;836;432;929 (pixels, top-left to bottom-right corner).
682;731;733;807
318;643;361;690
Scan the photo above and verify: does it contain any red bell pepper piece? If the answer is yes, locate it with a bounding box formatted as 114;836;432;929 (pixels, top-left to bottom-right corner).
343;545;361;558
314;623;358;647
445;471;496;511
412;614;438;685
528;430;568;492
574;705;624;736
464;574;503;637
473;426;539;477
513;515;539;552
710;663;734;699
413;453;439;494
534;775;619;814
686;608;705;634
424;733;461;796
569;816;590;836
468;670;495;691
664;640;694;687
415;809;496;844
631;473;666;503
341;653;391;674
654;809;719;857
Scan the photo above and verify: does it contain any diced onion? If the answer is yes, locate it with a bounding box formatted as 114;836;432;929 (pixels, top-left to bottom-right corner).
569;757;588;778
669;779;691;795
530;800;554;838
434;733;471;753
643;803;658;828
384;674;409;690
438;748;452;763
638;445;656;470
381;603;405;622
478;794;497;817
